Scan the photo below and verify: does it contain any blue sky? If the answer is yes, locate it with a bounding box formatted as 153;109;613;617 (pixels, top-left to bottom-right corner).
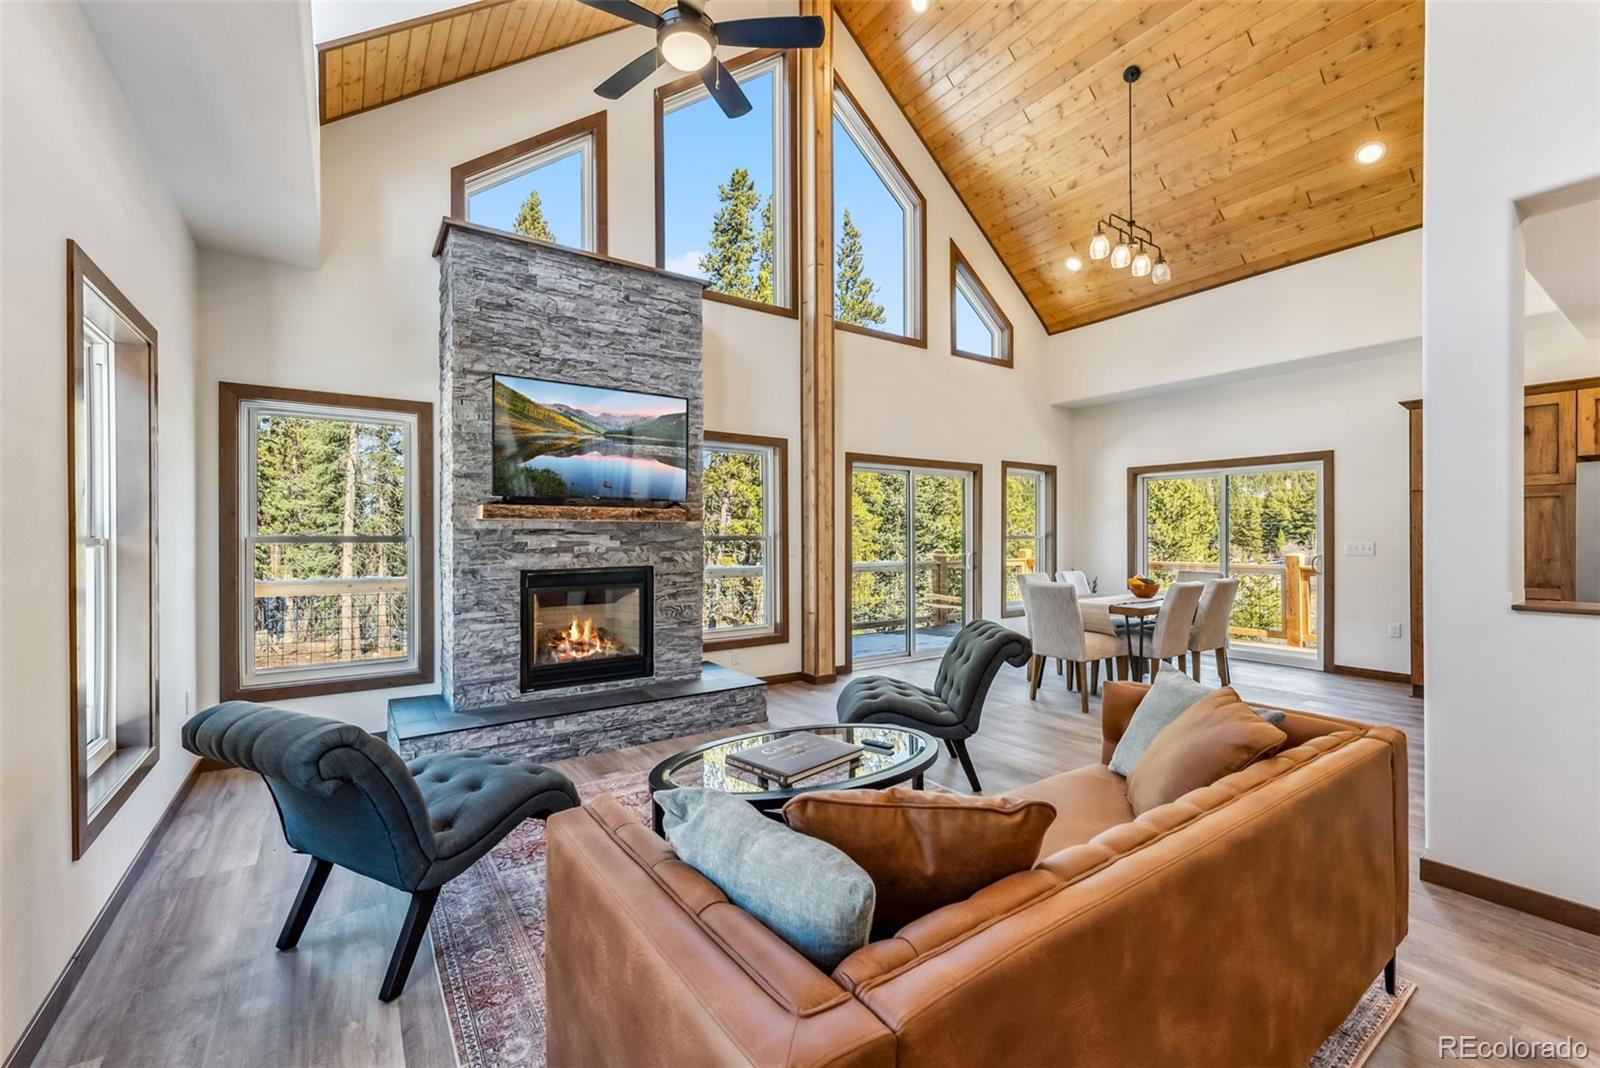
499;375;683;419
467;150;585;247
832;116;906;334
953;285;993;356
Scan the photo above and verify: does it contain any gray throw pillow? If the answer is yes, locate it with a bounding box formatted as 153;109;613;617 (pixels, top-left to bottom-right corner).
656;787;875;970
1253;706;1288;727
1108;670;1213;776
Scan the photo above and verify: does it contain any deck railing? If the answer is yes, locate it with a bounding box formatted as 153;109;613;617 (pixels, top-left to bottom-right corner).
1148;553;1319;648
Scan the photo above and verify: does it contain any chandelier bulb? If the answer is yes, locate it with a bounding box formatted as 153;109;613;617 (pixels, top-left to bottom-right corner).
1109;241;1132;270
1151;257;1172;285
1131;246;1153;278
1088;227;1111;261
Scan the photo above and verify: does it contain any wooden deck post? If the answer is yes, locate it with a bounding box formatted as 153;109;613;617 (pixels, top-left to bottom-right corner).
799;0;836;683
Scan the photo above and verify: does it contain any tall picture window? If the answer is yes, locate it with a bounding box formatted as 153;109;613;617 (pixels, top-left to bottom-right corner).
657;51;795;314
68;241;159;858
1002;462;1056;615
451;113;607;253
832;81;925;342
220;384;434;701
951;241;1014;366
703;433;787;648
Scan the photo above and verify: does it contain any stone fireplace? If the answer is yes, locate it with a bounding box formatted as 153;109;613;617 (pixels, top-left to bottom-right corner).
387;220;767;763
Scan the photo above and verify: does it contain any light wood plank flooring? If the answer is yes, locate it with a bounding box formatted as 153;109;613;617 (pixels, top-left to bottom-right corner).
33;658;1600;1067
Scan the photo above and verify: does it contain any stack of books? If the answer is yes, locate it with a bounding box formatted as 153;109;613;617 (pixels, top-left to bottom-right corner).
725;733;864;788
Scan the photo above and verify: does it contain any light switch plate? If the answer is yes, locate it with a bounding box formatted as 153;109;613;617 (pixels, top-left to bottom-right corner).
1345;541;1376;557
1387;623;1403;638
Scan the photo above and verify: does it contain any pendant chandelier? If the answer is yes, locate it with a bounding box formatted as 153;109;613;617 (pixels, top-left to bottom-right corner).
1087;65;1171;285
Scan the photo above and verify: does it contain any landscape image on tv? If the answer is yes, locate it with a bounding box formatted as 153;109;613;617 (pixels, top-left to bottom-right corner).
492;375;688;503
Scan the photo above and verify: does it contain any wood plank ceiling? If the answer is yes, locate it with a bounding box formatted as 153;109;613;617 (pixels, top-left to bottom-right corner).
319;0;1423;333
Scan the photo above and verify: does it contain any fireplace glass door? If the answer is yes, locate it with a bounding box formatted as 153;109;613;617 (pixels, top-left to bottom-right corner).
521;567;653;690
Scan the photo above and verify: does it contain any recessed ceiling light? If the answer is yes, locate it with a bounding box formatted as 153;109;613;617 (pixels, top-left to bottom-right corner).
1064;255;1083;272
1354;140;1387;166
910;0;929;12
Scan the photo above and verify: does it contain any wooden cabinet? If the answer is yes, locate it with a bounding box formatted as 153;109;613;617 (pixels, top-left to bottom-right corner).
1523;391;1577;485
1524;483;1577;601
1580;387;1600;461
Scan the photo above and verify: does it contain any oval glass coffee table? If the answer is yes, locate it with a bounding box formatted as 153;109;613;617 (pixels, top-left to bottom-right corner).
648;723;938;834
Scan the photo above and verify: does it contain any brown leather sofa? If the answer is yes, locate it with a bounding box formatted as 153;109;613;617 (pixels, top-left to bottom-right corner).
545;682;1408;1067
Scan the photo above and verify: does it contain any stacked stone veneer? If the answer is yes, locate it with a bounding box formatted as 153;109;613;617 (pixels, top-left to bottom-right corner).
438;224;707;712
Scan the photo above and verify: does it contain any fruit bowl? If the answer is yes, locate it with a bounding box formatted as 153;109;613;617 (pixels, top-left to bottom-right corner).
1127;576;1159;599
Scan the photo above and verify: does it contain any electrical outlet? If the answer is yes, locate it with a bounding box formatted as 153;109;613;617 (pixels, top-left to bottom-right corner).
1387;623;1403;639
1345;541;1377;557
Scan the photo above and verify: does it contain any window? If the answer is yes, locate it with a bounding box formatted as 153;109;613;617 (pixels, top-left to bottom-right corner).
451;113;606;253
68;241;159;858
703;433;787;647
832;80;924;342
220;384;435;700
1002;462;1056;616
951;241;1014;366
658;51;794;314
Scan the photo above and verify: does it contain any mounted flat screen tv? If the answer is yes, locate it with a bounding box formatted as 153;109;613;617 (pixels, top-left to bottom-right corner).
492;374;689;505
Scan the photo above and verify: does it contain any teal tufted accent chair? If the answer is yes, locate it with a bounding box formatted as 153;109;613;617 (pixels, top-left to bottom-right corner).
836;619;1032;792
183;701;579;1001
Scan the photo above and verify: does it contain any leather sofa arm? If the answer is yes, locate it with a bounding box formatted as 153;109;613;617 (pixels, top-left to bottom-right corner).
545;797;896;1068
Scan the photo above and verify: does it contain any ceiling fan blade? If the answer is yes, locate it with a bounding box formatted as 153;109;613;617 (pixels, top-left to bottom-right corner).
575;0;663;30
595;48;664;99
714;15;825;49
702;60;752;118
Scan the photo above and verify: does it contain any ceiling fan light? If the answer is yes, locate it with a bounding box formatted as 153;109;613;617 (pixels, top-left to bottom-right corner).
1088;228;1111;260
1109;241;1132;269
659;20;715;72
1151;257;1172;285
1130;247;1153;277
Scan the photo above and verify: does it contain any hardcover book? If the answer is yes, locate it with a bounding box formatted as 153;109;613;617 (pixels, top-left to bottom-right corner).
725;733;864;787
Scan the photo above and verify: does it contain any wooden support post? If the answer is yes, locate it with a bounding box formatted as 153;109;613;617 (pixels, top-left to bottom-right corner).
799;0;836;684
1284;554;1304;648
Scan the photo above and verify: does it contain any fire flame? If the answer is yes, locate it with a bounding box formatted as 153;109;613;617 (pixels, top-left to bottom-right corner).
546;617;621;662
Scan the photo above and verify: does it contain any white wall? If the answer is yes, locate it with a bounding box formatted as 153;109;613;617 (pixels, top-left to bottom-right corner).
0;2;200;1052
1422;0;1600;907
196;6;1067;724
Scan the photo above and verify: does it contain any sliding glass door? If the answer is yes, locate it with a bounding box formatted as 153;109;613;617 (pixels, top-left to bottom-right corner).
851;460;975;663
1138;457;1326;666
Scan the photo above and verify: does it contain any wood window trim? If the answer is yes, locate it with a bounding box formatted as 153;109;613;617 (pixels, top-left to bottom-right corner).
218;382;436;702
843;452;983;676
654;49;800;320
830;74;927;349
449;111;609;255
703;431;790;651
67;240;160;859
1000;460;1057;619
1125;451;1336;672
950;241;1014;367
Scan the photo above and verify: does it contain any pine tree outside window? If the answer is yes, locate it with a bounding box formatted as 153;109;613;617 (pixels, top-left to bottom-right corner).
658;52;793;313
221;385;435;700
453;114;605;253
703;433;787;647
833;81;924;341
1002;463;1055;616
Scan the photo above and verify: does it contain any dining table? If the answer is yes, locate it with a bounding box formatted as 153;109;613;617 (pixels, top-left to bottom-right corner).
1081;592;1164;681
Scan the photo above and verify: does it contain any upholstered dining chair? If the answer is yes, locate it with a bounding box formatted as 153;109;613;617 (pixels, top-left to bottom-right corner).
1055;569;1092;596
836;619;1032;793
1019;578;1128;714
183;701;579;1001
1187;577;1240;684
1140;580;1205;680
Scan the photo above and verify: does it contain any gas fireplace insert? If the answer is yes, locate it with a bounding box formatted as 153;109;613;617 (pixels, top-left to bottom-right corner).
520;566;654;691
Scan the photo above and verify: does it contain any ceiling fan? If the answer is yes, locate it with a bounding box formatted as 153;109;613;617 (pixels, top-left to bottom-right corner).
578;0;824;117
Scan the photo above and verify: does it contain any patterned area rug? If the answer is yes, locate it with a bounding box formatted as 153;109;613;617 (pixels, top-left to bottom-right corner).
430;773;1414;1068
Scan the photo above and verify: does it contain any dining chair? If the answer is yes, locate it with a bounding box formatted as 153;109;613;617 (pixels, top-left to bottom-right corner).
1187;577;1240;684
1141;581;1205;680
1175;569;1222;585
1019;578;1127;714
1055;570;1092;596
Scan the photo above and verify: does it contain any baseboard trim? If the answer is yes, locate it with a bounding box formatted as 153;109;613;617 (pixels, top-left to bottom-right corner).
4;759;209;1068
759;671;804;684
1328;663;1412;686
1419;856;1600;936
798;671;837;685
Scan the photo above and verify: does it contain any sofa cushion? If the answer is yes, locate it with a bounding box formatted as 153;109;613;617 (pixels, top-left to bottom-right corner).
1106;669;1213;775
655;787;875;970
783;786;1055;939
1008;764;1138;860
1126;689;1288;815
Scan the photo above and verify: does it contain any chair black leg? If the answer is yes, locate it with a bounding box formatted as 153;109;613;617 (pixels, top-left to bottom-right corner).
380;888;441;1003
276;857;333;951
944;739;958;759
1383;955;1396;996
951;739;982;793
